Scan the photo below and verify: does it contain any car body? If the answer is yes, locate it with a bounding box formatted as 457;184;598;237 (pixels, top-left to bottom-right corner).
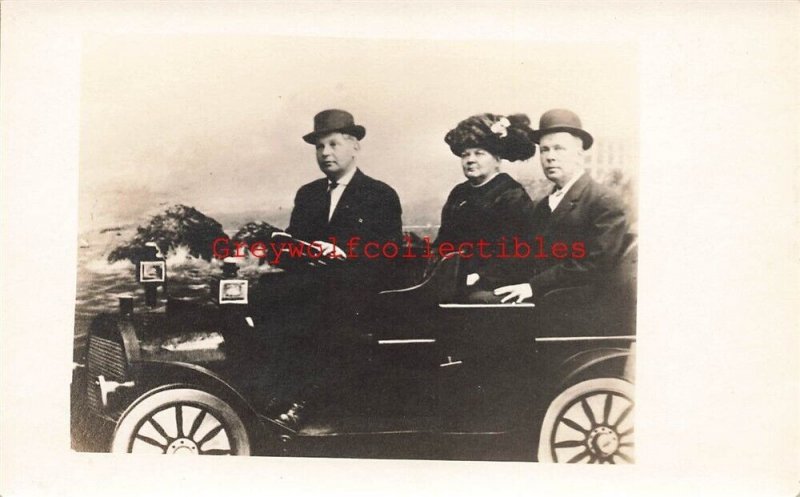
71;237;637;463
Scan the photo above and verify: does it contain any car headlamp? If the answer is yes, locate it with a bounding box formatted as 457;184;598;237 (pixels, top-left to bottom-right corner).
219;279;248;304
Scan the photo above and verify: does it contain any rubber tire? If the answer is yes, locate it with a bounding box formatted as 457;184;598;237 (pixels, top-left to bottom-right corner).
537;377;633;463
111;388;251;455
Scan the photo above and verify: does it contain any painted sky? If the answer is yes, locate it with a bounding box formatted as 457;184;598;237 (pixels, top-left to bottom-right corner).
79;35;637;231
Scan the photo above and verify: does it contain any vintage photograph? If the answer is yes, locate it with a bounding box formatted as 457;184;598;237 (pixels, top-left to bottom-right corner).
71;34;639;462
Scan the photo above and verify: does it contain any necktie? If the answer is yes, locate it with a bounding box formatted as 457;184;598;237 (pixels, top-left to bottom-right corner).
548;188;564;211
326;181;339;221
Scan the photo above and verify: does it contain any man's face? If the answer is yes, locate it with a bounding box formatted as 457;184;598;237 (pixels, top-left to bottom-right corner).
460;147;501;185
315;132;359;179
539;132;585;188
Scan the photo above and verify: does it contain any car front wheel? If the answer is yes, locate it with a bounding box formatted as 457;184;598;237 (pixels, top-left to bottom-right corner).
111;388;251;455
538;378;634;463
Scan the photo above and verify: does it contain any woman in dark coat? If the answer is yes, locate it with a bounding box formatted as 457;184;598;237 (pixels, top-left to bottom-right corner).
435;113;538;302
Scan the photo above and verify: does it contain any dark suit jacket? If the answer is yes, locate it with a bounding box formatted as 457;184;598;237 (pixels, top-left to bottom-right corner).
528;172;628;296
285;168;402;288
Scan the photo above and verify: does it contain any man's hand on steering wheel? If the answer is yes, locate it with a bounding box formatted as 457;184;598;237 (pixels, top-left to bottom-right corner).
309;240;347;265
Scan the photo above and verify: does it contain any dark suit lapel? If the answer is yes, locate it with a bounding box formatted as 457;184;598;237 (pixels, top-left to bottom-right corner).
548;172;591;226
532;196;553;230
311;179;331;230
328;168;364;226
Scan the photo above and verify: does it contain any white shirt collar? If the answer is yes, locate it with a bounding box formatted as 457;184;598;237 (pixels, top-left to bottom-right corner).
548;170;585;211
552;170;584;197
327;167;358;221
329;166;357;187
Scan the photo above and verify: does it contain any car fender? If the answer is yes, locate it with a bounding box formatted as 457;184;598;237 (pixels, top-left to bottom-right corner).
555;346;635;389
121;360;263;437
514;344;633;435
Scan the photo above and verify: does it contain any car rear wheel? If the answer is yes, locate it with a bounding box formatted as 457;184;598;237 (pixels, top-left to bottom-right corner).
538;378;634;463
111;388;251;455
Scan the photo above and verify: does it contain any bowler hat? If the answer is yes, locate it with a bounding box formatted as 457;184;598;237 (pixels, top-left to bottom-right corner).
302;109;366;144
533;109;593;150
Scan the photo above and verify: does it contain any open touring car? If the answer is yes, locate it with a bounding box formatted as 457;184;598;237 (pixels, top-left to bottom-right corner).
71;233;637;463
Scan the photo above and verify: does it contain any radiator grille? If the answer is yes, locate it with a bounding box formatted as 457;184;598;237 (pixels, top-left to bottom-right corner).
86;336;127;412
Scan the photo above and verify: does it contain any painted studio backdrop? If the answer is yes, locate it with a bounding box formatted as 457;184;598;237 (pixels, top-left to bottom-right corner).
73;35;638;461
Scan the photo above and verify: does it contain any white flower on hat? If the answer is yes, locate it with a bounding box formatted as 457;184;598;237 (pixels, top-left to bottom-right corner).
490;117;511;138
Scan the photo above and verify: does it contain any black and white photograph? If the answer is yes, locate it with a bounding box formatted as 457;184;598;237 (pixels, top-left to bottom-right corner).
1;2;798;497
69;34;638;462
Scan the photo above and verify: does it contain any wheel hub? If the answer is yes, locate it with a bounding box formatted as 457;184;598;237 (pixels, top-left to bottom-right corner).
588;426;619;457
166;438;199;455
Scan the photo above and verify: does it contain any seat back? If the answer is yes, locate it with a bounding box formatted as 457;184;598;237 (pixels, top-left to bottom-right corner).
537;232;638;336
607;232;638;290
377;252;462;305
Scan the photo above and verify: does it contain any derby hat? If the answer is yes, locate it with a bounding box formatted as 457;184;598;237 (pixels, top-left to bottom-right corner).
302;109;366;144
533;109;593;150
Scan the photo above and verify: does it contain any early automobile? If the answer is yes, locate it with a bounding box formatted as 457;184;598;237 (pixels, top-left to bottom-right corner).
71;235;637;463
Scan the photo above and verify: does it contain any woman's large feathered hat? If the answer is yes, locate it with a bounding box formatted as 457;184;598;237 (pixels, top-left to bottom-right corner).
444;113;536;161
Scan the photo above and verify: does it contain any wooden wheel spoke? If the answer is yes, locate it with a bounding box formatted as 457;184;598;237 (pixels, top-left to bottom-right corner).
554;439;586;449
603;393;613;425
615;451;634;463
135;434;167;451
187;409;207;439
200;449;232;455
566;450;591;463
175;405;184;438
580;397;597;427
147;416;171;442
618;427;634;439
612;404;633;429
560;416;589;435
197;423;225;447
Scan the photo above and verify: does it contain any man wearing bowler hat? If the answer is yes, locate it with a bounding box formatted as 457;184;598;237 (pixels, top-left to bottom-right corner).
257;109;402;428
286;108;403;267
494;109;628;304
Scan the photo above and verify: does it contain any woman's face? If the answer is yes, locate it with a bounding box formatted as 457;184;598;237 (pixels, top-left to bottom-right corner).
460;147;501;185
